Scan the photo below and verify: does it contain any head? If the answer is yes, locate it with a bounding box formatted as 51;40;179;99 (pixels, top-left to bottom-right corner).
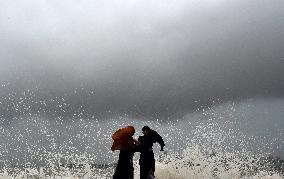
142;126;151;135
127;125;135;136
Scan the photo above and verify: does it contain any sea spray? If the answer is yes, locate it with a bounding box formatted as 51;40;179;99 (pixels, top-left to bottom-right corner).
0;99;283;178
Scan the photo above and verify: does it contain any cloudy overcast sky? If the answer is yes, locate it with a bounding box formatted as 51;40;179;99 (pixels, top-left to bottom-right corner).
0;0;283;119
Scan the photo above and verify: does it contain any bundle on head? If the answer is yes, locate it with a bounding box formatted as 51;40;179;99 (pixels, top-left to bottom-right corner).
111;126;135;151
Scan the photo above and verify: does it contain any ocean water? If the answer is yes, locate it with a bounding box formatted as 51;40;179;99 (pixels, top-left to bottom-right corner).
0;98;283;178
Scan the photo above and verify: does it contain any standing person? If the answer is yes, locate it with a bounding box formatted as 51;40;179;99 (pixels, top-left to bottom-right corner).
111;126;139;179
138;126;165;179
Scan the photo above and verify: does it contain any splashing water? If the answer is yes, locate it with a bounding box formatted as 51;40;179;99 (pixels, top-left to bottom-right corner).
0;99;283;178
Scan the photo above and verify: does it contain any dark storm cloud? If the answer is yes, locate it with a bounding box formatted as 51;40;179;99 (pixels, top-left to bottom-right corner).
0;0;283;119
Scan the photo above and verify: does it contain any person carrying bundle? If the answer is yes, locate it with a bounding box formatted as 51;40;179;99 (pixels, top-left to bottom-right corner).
111;126;139;179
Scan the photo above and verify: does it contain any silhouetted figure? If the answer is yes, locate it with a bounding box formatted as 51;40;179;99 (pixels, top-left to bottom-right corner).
138;126;165;179
113;149;136;179
111;126;139;179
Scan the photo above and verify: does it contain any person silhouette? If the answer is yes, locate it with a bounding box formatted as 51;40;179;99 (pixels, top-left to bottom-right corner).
111;126;139;179
138;126;165;179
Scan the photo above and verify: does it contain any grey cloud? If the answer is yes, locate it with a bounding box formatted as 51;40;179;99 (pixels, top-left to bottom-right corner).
0;0;283;119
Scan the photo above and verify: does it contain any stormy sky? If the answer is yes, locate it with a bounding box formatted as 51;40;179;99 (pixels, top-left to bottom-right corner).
0;0;283;119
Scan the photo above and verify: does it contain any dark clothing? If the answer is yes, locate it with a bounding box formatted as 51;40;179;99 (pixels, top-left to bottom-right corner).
139;149;155;179
113;150;135;179
138;130;165;179
144;130;164;149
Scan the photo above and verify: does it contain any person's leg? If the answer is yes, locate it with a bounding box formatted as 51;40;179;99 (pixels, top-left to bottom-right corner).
150;155;155;177
113;164;130;179
140;163;148;179
113;166;120;179
130;166;134;179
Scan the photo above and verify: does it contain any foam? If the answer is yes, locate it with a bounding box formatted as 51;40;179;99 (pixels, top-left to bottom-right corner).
0;98;283;178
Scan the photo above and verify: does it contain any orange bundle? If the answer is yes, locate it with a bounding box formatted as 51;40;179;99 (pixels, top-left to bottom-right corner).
111;126;135;151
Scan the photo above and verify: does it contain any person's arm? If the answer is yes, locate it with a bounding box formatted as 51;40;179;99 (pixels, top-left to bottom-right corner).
153;131;165;151
133;138;140;145
132;138;141;152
